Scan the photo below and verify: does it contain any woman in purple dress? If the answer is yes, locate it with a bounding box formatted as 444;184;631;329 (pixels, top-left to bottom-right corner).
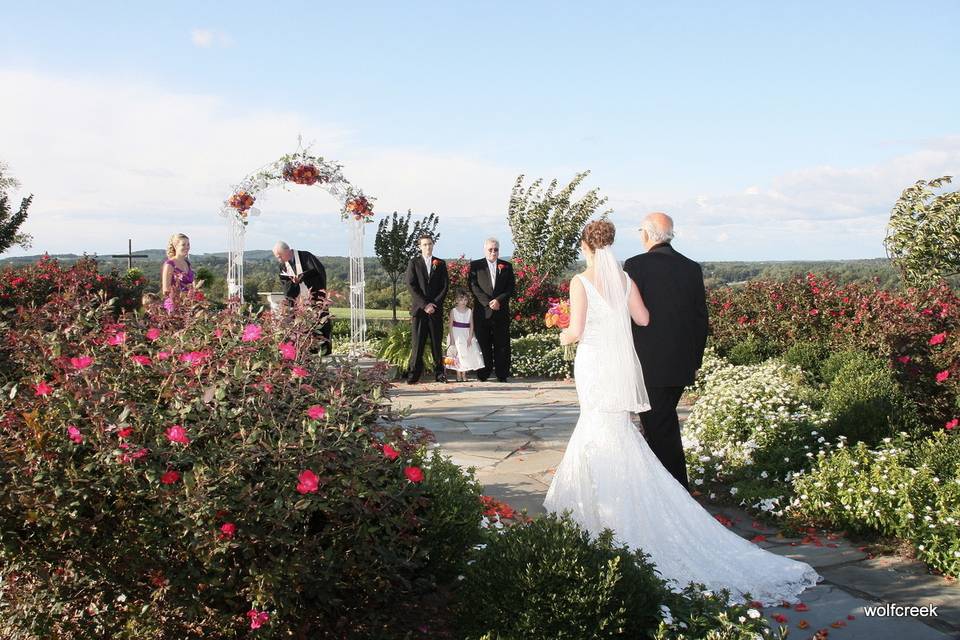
161;233;198;307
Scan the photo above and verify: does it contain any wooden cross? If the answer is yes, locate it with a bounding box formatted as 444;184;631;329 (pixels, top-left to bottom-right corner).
111;239;149;270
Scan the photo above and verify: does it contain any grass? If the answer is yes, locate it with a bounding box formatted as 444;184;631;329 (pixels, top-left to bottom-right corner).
329;307;407;319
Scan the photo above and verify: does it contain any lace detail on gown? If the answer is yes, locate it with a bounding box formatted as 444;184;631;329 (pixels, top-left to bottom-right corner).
543;273;820;604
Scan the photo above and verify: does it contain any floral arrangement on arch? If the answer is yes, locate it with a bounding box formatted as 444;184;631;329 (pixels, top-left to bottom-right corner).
220;147;376;225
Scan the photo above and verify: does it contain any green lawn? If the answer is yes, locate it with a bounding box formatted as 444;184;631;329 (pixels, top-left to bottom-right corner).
329;307;407;319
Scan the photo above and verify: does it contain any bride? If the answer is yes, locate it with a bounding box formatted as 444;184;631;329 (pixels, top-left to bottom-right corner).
543;219;820;604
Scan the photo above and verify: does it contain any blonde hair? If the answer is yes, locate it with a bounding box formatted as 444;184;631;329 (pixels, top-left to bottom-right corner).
166;233;189;259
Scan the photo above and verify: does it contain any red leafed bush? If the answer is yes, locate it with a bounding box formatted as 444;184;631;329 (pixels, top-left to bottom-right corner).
0;279;482;638
0;255;145;313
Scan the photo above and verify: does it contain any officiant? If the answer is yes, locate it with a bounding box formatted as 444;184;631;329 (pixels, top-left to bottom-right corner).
273;240;332;355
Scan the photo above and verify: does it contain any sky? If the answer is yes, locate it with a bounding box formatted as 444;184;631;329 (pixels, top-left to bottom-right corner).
1;1;958;262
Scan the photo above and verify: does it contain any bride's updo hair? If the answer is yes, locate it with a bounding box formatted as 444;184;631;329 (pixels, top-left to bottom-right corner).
166;233;189;259
580;219;616;251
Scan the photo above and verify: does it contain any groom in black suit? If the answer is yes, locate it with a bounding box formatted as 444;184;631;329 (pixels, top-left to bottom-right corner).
405;234;449;384
468;238;516;382
623;213;708;490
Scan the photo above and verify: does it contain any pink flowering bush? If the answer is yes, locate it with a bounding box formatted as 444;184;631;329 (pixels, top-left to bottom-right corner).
0;282;482;638
0;255;145;313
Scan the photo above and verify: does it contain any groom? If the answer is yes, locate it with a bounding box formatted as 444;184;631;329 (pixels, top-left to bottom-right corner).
624;213;708;490
405;234;449;384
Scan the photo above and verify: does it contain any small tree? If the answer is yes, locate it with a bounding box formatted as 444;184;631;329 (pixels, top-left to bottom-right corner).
0;162;33;254
508;171;610;281
885;175;960;287
374;210;440;320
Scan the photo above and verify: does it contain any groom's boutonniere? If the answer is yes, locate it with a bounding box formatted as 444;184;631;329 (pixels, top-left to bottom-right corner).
432;258;440;268
497;263;505;272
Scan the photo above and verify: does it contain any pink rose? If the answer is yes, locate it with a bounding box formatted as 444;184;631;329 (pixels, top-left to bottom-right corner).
165;425;190;445
70;356;94;370
306;405;326;420
404;466;425;483
296;469;319;494
107;332;127;346
383;444;399;461
291;366;309;378
131;355;152;366
279;342;297;360
246;609;270;630
157;351;171;360
929;332;948;346
945;419;958;431
241;324;263;342
219;522;237;539
33;381;53;397
936;370;951;383
67;425;83;444
145;327;161;341
160;470;181;485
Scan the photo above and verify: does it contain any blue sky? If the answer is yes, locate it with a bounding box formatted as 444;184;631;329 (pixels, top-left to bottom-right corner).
2;1;958;261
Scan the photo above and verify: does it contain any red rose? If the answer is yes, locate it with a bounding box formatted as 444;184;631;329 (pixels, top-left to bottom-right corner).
432;258;440;267
297;469;319;494
929;332;947;346
936;370;950;383
219;522;237;539
383;444;399;460
497;263;505;271
945;419;958;431
403;466;425;483
160;470;180;485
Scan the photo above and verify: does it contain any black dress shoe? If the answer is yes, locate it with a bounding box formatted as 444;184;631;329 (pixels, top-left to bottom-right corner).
477;375;489;382
406;378;419;385
497;377;508;383
435;374;447;383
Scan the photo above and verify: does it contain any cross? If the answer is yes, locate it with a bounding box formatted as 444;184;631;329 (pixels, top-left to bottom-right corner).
111;239;149;270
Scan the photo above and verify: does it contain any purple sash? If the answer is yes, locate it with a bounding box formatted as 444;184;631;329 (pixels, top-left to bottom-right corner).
452;321;470;328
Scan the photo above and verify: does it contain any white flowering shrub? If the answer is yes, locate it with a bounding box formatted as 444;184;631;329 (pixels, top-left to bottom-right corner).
789;432;960;577
510;333;570;379
684;353;831;508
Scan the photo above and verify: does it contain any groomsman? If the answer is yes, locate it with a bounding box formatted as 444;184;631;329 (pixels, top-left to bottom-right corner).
469;237;516;382
623;213;708;490
405;234;449;383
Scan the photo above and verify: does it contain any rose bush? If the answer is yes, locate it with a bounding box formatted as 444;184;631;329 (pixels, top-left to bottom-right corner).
0;255;145;313
0;272;481;638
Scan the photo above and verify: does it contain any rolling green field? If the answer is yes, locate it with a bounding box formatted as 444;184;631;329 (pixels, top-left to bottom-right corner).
329;307;406;319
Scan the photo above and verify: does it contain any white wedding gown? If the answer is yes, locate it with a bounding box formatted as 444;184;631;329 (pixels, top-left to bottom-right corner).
544;273;820;604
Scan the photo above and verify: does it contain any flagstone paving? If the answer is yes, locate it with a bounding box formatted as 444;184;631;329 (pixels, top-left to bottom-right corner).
393;378;960;639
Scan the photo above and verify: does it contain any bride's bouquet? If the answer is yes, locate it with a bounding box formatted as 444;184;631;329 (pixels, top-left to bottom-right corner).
544;298;575;361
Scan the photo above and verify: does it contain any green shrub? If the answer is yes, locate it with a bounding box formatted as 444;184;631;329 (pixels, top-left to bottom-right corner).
377;321;433;377
723;336;774;366
511;332;570;379
790;433;960;577
0;283;480;639
455;513;668;639
780;341;829;380
821;350;920;445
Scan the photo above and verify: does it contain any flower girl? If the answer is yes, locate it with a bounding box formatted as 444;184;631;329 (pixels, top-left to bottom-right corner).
447;291;484;382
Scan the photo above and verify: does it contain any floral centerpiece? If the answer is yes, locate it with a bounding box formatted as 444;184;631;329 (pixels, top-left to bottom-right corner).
345;194;375;221
227;190;255;212
282;162;324;185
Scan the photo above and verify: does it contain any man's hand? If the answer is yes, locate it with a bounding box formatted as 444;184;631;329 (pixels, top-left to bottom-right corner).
425;303;437;314
489;299;500;311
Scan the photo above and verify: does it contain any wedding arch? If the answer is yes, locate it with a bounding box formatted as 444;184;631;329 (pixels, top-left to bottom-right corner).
219;144;375;354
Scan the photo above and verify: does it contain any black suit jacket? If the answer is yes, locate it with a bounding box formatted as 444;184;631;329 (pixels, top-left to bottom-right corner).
406;255;449;315
468;259;516;321
623;243;708;388
279;250;327;303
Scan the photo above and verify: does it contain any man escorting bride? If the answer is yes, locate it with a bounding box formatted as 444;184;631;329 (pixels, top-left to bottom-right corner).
544;217;820;604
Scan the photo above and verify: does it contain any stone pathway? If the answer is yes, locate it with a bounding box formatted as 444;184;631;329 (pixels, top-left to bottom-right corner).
394;378;960;640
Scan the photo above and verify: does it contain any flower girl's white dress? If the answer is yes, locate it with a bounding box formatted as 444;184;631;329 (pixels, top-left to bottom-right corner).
449;307;484;372
544;271;820;604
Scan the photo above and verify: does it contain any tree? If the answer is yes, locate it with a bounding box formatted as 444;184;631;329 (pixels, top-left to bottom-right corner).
374;210;440;320
0;162;33;254
885;176;960;286
507;171;610;281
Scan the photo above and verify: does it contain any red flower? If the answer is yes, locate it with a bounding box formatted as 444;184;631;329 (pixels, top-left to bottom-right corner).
241;323;263;342
157;351;171;360
297;469;319;494
165;425;190;445
145;327;161;341
67;425;83;444
219;522;237;539
33;380;52;397
929;332;947;346
180;351;209;366
403;466;425;483
737;315;749;325
291;366;309;378
107;332;127;346
131;355;152;366
160;470;181;485
306;405;326;420
278;342;297;360
945;419;958;431
771;613;788;624
750;534;766;543
246;609;269;630
936;370;950;383
794;602;809;612
432;258;440;267
497;263;505;271
117;427;133;438
70;356;94;370
383;444;399;460
809;309;820;316
897;355;911;364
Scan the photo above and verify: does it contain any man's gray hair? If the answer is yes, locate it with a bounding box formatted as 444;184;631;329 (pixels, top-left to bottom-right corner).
640;218;674;244
274;241;291;252
484;237;499;247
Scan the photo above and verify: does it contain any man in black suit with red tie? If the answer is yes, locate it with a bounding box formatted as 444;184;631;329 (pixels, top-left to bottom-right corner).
468;237;516;382
405;234;449;384
623;213;708;490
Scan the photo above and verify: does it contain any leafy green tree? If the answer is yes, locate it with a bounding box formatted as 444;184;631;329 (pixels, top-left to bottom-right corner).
885;175;960;286
374;210;440;320
0;162;33;254
507;171;610;280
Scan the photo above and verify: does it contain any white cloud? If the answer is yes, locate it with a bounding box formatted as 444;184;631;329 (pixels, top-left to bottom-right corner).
191;28;232;48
